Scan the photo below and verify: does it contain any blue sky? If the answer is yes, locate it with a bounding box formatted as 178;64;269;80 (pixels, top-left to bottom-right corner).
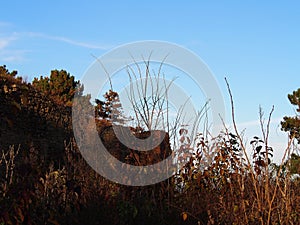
1;1;300;161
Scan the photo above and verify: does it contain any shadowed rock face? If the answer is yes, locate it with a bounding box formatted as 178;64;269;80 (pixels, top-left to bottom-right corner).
100;126;172;166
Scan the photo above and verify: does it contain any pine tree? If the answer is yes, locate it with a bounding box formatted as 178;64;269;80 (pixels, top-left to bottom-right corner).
281;88;300;143
95;90;126;124
32;69;81;106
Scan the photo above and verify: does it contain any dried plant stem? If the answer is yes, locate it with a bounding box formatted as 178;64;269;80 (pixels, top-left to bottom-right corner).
259;105;275;225
224;77;263;224
1;145;20;197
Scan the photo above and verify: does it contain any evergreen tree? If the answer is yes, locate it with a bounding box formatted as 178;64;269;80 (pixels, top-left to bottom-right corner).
32;69;81;106
95;90;126;124
281;88;300;143
0;65;18;78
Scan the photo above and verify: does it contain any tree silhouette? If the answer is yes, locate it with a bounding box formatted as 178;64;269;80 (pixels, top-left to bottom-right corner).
281;88;300;143
95;89;126;124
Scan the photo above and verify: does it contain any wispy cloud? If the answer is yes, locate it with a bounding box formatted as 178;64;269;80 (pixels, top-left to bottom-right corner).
0;21;12;27
0;33;26;62
0;35;16;50
0;50;28;62
0;22;17;51
25;32;112;50
236;117;283;128
0;29;113;62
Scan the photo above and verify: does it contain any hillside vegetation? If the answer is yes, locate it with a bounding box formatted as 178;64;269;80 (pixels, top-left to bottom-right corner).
0;65;299;225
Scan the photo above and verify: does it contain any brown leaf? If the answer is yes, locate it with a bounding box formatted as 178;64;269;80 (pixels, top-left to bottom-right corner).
182;212;188;221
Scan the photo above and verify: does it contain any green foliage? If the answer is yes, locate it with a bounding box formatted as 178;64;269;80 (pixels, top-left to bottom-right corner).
0;65;18;78
281;88;300;142
288;88;300;112
285;153;300;175
32;69;82;106
0;65;24;86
